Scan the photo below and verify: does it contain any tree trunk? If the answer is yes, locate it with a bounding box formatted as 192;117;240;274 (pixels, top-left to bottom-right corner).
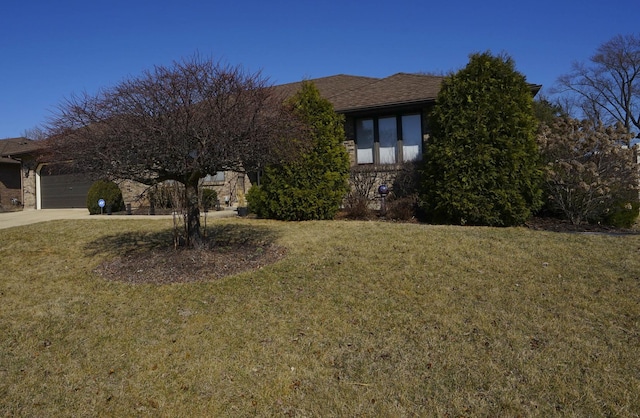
184;180;201;247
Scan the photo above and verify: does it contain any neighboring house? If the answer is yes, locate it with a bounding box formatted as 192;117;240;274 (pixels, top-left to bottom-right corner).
0;137;95;210
9;73;544;210
0;137;42;210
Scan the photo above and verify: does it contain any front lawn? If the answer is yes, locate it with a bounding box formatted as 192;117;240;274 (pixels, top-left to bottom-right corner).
1;219;639;416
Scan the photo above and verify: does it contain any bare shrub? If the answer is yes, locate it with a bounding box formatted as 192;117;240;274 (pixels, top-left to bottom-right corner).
386;195;418;221
538;117;640;225
392;161;421;198
344;166;380;219
149;181;184;210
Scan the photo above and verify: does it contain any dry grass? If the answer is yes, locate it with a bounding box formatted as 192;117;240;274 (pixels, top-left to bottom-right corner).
1;218;639;416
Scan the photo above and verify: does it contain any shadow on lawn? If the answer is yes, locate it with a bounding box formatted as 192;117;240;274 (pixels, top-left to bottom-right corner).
84;223;282;258
86;223;287;283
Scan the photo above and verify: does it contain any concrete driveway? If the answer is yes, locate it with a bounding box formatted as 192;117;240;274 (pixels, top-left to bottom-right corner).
0;208;238;230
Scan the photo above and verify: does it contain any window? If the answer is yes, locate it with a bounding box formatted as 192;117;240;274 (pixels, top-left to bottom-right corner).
204;171;225;183
401;114;422;162
355;113;422;164
379;117;397;164
356;119;374;164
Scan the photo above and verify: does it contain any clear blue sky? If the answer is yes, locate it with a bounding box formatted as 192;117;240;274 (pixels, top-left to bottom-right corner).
1;0;637;139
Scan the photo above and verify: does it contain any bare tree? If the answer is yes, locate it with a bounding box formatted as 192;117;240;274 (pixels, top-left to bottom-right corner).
555;34;640;144
45;56;305;247
22;126;48;141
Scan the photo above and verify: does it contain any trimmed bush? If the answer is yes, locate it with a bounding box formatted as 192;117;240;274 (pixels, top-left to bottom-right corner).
201;188;218;211
86;180;125;215
248;81;350;221
246;185;266;216
419;52;543;226
605;201;640;228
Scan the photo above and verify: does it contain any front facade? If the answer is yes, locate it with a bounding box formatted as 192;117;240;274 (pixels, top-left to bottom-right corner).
276;73;450;169
7;72;546;211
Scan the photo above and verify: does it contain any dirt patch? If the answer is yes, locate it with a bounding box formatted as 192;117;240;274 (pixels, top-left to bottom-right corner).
94;243;287;284
525;217;639;235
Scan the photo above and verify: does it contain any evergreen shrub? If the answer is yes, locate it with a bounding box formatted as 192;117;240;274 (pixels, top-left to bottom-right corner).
419;52;543;226
248;81;350;221
86;180;125;215
201;188;218;211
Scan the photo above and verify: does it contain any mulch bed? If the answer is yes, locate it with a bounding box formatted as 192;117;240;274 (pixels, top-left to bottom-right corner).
525;217;639;235
94;242;287;285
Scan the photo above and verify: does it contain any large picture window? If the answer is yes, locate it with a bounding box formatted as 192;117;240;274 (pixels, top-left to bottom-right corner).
355;113;422;164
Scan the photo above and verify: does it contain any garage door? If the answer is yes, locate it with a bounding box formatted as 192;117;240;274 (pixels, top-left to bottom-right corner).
40;165;93;209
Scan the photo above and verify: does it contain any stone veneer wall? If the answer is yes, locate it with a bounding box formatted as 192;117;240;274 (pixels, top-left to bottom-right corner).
116;171;251;210
22;168;37;209
200;172;250;207
118;179;151;209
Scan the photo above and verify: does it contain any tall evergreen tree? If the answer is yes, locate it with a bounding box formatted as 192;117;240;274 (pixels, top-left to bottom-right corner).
248;81;350;220
419;52;543;226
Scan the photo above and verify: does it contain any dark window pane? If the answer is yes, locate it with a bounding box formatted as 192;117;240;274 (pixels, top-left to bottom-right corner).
356;119;374;164
379;117;397;164
402;114;422;161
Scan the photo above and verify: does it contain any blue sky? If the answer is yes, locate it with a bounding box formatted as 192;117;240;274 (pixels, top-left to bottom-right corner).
1;0;637;139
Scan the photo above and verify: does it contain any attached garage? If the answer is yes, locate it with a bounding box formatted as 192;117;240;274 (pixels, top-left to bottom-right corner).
38;164;93;209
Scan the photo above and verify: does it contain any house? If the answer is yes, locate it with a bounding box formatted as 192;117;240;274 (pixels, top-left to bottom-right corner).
276;73;449;167
274;73;541;202
0;137;42;210
8;72;544;210
0;137;99;210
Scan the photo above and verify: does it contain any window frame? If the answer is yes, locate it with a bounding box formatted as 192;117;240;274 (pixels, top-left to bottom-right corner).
354;112;423;165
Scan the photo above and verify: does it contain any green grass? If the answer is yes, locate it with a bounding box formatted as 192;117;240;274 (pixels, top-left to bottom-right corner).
1;219;639;417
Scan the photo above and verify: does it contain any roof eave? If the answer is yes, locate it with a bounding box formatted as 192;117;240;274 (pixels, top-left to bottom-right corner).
335;98;437;114
529;84;543;97
0;156;21;164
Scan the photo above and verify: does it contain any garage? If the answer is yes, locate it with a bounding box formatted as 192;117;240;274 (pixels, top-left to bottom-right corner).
39;164;93;209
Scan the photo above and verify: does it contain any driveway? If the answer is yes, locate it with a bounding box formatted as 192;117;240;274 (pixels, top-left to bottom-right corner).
0;209;238;230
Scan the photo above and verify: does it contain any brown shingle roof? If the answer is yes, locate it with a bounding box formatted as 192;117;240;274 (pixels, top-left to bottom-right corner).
274;74;379;107
329;73;444;112
0;137;44;158
274;73;445;113
275;72;541;113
